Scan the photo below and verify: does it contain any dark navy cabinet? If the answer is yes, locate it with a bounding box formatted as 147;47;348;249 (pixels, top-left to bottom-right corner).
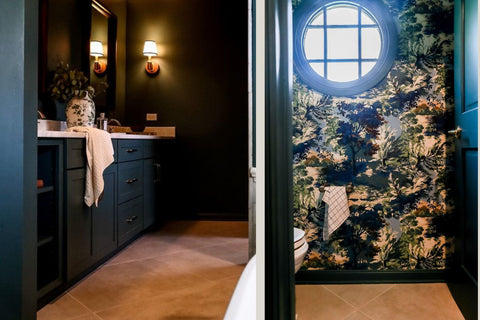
38;137;164;305
65;168;92;281
65;139;119;281
92;164;117;261
37;140;64;300
117;140;145;245
143;140;162;229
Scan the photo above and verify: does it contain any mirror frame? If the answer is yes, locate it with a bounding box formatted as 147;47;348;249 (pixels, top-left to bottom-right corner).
90;0;117;113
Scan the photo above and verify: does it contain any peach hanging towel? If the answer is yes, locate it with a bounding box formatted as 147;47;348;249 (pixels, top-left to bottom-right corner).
322;186;350;240
66;126;114;207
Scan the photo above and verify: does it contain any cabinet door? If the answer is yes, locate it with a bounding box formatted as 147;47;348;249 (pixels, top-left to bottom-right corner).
92;164;117;261
66;169;92;281
118;197;143;246
143;159;159;229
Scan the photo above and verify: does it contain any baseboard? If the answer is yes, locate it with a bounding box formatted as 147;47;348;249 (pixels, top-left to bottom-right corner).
295;269;450;284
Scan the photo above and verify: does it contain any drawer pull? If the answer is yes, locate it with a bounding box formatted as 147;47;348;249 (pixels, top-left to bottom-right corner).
125;215;138;224
125;178;138;184
126;148;138;153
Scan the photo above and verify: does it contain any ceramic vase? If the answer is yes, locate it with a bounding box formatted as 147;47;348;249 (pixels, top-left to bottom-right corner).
54;100;67;121
65;93;96;128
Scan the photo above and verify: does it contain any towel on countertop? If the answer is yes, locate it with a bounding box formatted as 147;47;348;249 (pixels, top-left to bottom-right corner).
66;126;114;207
322;186;350;240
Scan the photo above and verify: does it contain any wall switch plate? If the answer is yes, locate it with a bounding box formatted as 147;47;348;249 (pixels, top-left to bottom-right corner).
146;113;157;121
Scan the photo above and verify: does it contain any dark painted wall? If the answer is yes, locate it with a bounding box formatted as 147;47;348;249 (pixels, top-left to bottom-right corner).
46;0;84;71
125;0;249;218
0;0;38;318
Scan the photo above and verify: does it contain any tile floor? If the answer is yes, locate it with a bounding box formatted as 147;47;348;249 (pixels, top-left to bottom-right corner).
38;220;249;320
296;283;465;320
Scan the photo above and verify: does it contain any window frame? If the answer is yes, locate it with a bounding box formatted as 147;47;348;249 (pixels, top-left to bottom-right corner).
293;0;398;97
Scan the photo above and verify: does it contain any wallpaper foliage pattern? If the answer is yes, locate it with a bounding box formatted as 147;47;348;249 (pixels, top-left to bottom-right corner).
292;0;455;270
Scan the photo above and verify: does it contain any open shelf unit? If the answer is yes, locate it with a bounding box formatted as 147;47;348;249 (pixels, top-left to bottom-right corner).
37;140;64;298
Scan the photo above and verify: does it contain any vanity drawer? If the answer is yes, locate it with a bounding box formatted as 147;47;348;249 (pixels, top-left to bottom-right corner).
117;140;143;162
66;139;86;169
118;197;143;246
117;161;143;203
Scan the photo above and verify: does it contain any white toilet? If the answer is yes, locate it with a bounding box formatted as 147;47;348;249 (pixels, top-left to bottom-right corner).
294;227;308;273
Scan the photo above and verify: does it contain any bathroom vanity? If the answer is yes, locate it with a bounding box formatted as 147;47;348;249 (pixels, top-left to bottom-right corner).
37;130;175;307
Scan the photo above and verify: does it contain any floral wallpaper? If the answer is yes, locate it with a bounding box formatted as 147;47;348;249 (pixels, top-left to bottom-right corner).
292;0;455;270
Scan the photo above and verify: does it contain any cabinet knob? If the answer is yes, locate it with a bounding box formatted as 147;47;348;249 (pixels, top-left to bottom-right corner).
126;215;138;224
125;178;138;184
126;148;138;153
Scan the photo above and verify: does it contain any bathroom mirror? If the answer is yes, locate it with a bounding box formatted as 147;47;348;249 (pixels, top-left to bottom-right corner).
90;0;117;114
38;0;117;119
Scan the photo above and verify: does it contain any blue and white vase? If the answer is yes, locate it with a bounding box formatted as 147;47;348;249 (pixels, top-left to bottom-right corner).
65;93;96;128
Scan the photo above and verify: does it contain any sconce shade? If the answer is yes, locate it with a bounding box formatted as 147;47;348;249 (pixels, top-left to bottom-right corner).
90;41;104;56
143;40;158;56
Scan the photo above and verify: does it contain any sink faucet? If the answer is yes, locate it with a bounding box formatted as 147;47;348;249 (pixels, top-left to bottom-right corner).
107;119;121;126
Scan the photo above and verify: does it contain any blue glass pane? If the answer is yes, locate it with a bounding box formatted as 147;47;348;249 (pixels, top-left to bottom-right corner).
361;28;381;59
310;62;325;77
327;62;358;82
361;11;375;24
327;28;358;59
361;62;376;76
304;28;324;59
311;11;324;25
326;5;358;25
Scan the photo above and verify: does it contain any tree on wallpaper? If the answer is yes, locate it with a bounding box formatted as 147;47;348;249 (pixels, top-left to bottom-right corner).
292;0;455;271
335;102;384;176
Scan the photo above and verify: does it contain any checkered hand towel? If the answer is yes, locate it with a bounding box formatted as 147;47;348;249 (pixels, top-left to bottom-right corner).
322;186;350;240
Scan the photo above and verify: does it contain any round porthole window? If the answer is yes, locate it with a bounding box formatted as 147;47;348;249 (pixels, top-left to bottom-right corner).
294;0;398;96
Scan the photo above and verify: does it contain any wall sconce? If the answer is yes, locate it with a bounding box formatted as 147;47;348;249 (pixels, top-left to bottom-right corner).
90;40;106;75
143;40;159;75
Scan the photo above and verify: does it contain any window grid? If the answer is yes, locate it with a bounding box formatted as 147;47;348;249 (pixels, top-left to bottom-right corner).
305;5;380;81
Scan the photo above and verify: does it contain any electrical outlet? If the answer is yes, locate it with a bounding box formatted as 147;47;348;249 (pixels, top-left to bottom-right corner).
146;113;157;121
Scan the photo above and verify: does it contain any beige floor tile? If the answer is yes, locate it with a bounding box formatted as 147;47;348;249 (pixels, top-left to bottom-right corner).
38;221;247;319
360;283;464;320
37;293;92;320
71;314;103;320
159;249;247;282
105;235;192;265
69;257;214;312
324;284;395;308
96;276;240;320
344;311;373;320
193;242;249;265
296;285;356;319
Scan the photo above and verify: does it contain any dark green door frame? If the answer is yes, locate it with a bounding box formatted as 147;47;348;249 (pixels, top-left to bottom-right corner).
265;0;296;319
448;0;478;319
0;0;38;318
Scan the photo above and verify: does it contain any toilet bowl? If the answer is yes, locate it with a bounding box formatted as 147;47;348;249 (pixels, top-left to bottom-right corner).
294;227;308;273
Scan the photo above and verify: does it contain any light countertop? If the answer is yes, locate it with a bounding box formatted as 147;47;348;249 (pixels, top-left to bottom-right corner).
38;130;175;139
37;120;175;139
